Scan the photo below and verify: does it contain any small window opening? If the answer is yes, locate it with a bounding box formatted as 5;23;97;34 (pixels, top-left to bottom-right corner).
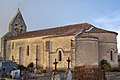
20;29;23;33
59;51;62;61
12;43;14;49
18;16;20;19
27;46;29;56
110;50;113;61
15;24;18;26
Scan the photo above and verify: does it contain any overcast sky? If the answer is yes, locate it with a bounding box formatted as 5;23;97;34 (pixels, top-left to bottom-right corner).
0;0;120;52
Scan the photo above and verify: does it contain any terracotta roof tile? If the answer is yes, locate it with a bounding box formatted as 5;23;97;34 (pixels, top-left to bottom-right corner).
77;33;98;39
8;23;91;40
8;23;117;40
87;27;118;34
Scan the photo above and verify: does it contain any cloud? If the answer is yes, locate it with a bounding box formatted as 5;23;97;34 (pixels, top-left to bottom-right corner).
92;11;120;53
93;10;120;31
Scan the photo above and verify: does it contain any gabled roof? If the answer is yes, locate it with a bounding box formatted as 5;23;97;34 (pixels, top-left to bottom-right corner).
8;23;117;40
9;9;22;25
9;9;27;32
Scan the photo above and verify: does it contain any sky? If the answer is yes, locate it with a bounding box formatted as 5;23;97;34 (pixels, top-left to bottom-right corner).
0;0;120;52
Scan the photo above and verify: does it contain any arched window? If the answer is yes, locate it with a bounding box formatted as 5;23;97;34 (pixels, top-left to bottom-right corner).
20;29;23;33
110;50;113;61
109;49;115;61
71;39;75;48
18;16;21;19
15;24;18;26
59;51;62;61
15;28;18;32
57;48;64;61
27;46;29;56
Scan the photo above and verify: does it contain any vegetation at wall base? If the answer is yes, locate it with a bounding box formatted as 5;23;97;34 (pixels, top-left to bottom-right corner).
100;59;111;71
27;62;34;68
110;67;120;72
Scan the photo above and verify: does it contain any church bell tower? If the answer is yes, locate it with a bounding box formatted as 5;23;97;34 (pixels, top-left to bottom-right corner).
0;9;27;60
9;9;27;36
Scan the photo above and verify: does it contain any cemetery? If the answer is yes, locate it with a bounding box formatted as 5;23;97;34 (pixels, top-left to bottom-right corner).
0;57;115;80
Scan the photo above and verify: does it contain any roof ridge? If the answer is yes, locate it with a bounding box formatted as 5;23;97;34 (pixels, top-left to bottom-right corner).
27;23;91;33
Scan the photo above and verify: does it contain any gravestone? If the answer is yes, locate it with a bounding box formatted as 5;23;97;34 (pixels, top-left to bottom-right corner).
51;59;61;80
51;72;60;80
64;57;72;80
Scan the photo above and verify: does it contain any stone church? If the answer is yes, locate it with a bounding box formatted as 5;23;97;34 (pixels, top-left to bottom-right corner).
0;10;118;70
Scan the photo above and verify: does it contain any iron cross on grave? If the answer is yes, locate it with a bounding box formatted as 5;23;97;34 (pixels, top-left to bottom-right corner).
67;57;71;69
53;59;58;70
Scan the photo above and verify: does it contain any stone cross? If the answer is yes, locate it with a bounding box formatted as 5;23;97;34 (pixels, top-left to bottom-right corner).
53;59;58;70
67;57;71;69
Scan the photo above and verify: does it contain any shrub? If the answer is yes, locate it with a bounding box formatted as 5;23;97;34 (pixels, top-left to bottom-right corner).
110;67;120;72
41;70;46;73
118;58;120;62
17;65;26;71
100;59;111;71
27;62;34;68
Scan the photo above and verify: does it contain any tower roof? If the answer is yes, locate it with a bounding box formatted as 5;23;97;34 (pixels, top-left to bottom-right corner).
8;9;27;33
9;9;22;25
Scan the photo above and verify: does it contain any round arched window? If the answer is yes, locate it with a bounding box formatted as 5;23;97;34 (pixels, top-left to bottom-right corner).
57;48;64;61
58;51;62;61
110;50;113;60
109;49;115;61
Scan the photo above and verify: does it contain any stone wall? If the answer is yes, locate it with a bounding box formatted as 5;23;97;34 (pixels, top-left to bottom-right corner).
42;36;75;69
89;33;118;67
6;32;118;69
75;37;99;66
6;36;75;69
0;38;2;55
7;37;42;67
